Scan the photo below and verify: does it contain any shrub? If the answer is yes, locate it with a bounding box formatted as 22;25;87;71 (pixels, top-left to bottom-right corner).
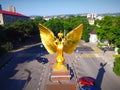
2;42;12;51
118;48;120;54
0;46;7;57
113;56;120;76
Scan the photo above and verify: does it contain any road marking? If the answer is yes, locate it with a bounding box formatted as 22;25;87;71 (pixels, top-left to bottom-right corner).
94;54;99;57
11;42;41;52
92;47;102;52
81;53;96;58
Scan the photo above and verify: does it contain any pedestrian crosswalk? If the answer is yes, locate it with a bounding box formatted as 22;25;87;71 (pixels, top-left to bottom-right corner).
92;47;102;52
76;53;98;58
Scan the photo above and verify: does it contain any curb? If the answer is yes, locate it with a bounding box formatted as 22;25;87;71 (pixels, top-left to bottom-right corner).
0;53;15;70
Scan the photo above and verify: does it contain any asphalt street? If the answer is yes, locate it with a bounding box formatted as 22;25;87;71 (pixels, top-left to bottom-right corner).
0;44;46;90
73;46;120;90
0;43;120;90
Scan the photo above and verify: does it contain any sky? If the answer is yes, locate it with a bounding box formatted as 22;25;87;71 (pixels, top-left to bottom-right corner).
0;0;120;16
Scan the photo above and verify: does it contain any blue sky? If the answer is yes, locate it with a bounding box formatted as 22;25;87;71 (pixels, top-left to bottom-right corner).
0;0;120;16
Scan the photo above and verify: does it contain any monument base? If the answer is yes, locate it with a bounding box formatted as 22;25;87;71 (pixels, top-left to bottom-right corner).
51;70;71;81
45;69;77;90
46;82;76;90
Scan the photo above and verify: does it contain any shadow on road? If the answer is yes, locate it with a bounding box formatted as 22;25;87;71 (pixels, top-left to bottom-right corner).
75;46;94;51
95;62;107;90
0;35;49;90
23;69;32;89
70;67;74;80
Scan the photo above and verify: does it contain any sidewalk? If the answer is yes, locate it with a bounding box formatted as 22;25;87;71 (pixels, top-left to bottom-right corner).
92;45;115;68
0;42;41;70
83;42;115;68
101;51;115;68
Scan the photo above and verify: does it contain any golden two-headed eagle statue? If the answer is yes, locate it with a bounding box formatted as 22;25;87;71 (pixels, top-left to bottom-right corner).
38;24;83;71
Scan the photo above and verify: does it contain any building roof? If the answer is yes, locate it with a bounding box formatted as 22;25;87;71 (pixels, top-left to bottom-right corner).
90;30;97;34
0;10;28;17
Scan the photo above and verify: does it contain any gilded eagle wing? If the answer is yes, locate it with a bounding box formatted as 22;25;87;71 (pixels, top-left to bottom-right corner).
63;24;83;54
38;24;57;54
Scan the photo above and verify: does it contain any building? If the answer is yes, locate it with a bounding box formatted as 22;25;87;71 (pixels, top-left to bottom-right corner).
89;30;98;43
88;18;95;25
0;5;29;25
87;13;103;25
87;13;96;25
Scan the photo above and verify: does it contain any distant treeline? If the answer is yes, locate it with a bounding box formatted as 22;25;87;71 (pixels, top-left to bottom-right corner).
1;15;120;56
0;20;39;56
95;16;120;48
0;16;92;56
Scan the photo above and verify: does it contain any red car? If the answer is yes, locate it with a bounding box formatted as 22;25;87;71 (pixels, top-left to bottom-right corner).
78;77;95;86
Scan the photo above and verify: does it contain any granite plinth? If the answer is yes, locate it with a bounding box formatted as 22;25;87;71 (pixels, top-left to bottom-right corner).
45;70;77;90
46;82;76;90
51;70;71;81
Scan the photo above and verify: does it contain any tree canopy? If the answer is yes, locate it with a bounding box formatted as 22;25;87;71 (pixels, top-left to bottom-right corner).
96;16;120;47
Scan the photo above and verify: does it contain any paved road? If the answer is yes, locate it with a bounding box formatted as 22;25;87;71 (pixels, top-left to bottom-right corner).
0;44;47;90
0;43;120;90
72;46;120;90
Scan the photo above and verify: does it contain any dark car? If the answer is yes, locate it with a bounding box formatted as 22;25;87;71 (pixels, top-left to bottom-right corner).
78;77;95;86
81;85;97;90
36;57;48;64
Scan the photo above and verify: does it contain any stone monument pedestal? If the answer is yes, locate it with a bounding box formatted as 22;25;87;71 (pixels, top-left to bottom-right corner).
46;81;76;90
51;70;71;81
45;67;77;90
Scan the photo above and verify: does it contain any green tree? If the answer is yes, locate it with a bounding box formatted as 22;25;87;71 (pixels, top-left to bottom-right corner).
43;16;91;42
33;17;46;25
113;56;120;76
0;25;7;44
81;17;91;42
96;16;120;46
114;16;120;47
44;18;64;37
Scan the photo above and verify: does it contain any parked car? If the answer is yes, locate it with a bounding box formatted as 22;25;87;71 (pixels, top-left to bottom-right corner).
36;57;48;64
78;77;95;86
81;85;97;90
